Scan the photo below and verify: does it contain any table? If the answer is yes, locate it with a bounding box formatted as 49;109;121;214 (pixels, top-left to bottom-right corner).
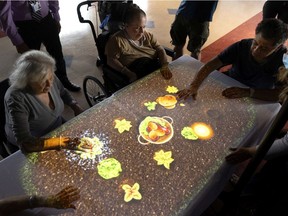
0;55;280;216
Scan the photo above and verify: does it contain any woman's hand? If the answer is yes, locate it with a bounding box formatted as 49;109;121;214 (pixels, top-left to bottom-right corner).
62;137;81;151
160;64;173;80
177;85;198;100
45;186;80;209
225;147;257;164
222;87;250;99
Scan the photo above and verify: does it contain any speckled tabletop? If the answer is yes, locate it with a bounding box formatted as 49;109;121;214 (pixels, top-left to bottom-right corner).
0;55;281;216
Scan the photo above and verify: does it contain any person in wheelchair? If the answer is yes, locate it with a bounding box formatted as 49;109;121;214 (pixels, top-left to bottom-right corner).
105;4;173;83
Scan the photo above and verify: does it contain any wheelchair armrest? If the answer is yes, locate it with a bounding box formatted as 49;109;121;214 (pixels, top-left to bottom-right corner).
103;65;130;89
164;46;175;58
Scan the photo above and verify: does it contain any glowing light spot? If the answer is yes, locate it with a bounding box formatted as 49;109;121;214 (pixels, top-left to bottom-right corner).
191;122;214;140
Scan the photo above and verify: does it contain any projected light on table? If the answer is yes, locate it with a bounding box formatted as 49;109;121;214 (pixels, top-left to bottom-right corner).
65;130;112;170
138;116;174;145
191;122;214;140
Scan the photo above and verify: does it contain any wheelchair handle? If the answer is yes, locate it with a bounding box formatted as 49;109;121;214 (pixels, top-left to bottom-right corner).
76;1;99;44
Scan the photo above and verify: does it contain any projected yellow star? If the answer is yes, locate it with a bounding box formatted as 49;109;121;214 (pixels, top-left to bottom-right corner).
153;150;174;169
114;119;132;133
166;85;179;93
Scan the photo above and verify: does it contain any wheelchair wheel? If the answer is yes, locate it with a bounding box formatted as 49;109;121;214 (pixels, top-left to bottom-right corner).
83;76;109;107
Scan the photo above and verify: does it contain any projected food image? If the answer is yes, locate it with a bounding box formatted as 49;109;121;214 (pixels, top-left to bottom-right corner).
138;116;174;145
156;95;177;109
76;136;104;159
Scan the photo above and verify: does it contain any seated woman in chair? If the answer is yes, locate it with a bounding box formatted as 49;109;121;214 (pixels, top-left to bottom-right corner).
105;4;172;82
4;50;84;153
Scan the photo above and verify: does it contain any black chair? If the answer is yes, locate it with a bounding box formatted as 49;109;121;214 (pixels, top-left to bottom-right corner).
0;78;19;158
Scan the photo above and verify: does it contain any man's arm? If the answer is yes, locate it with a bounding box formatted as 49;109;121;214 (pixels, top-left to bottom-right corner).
222;87;282;101
177;56;223;100
0;186;80;215
190;56;223;89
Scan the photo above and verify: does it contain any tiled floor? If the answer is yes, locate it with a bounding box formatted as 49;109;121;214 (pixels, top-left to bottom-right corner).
0;0;265;121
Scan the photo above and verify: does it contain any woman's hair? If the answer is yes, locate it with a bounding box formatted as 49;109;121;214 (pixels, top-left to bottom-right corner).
124;4;146;25
9;50;56;89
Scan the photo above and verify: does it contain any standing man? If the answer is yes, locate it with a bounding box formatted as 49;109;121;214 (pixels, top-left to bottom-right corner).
0;0;81;92
170;0;218;60
263;0;288;24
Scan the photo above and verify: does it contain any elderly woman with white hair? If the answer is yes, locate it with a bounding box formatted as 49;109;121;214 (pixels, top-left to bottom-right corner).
4;50;84;153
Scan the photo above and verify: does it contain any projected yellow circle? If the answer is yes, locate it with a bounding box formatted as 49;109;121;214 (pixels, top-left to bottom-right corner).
191;122;214;140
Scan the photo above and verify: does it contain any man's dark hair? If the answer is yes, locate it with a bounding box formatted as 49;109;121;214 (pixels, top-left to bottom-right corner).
124;4;146;25
256;18;288;45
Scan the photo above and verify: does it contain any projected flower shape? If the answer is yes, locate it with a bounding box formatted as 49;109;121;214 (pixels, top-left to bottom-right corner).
114;119;132;133
166;85;179;93
153;150;174;169
144;101;157;111
122;183;142;202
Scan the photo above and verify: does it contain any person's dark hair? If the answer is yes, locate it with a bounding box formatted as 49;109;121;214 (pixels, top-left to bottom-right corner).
124;4;146;25
256;18;288;45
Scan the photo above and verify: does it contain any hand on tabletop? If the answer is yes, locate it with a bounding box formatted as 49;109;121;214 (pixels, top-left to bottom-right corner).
160;65;173;80
222;87;250;99
177;85;198;100
225;147;256;164
16;43;30;54
45;186;80;209
62;137;82;151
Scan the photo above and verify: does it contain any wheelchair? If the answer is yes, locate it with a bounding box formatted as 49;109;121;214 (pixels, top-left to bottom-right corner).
77;1;174;107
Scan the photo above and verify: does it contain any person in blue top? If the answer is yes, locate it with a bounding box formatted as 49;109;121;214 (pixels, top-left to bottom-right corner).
170;0;218;60
177;18;288;102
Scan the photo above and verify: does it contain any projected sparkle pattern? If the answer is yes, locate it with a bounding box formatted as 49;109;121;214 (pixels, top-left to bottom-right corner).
21;56;257;215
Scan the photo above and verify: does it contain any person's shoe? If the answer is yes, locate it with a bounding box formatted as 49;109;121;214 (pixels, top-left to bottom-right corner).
61;78;81;92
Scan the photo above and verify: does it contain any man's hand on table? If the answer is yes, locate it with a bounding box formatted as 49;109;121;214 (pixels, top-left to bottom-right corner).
225;146;257;164
222;87;250;99
177;85;198;100
45;186;80;209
